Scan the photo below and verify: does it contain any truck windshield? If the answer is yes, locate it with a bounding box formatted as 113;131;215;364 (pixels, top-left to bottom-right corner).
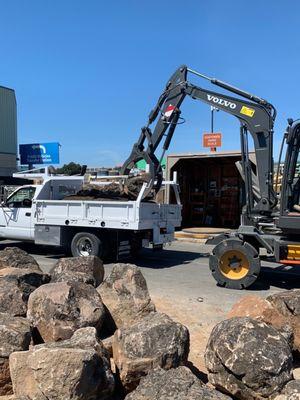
6;187;36;208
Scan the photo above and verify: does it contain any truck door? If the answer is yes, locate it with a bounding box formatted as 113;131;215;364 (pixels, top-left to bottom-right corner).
0;186;36;240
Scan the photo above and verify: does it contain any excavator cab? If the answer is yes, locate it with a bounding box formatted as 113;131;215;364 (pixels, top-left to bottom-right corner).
278;120;300;232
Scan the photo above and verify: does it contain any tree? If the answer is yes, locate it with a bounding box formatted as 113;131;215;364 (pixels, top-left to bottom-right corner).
55;162;83;175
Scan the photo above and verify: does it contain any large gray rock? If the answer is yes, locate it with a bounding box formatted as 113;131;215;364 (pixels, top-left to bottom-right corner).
283;380;300;395
267;290;300;353
268;290;300;316
98;264;155;329
27;281;105;342
50;256;104;287
0;268;50;317
113;312;189;391
274;380;300;399
0;248;40;271
125;367;232;400
9;327;115;400
0;313;31;395
205;317;293;400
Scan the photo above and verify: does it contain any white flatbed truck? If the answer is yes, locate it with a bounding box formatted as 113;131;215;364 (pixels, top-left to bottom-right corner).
0;169;181;259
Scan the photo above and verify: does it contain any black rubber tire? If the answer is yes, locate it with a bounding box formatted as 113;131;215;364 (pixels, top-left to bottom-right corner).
71;232;102;258
209;238;261;289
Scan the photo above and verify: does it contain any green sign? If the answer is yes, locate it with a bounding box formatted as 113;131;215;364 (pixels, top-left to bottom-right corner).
136;158;166;170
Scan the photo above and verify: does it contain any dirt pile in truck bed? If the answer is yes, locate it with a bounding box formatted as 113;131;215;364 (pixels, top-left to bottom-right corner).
64;175;151;201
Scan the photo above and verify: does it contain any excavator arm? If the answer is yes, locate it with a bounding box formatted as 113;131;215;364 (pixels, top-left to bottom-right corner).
121;65;277;217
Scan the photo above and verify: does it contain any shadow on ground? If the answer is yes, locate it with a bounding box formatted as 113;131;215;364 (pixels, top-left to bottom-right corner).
0;241;65;260
134;247;204;269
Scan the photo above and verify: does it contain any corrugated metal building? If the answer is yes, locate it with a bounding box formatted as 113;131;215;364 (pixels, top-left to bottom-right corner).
0;86;17;177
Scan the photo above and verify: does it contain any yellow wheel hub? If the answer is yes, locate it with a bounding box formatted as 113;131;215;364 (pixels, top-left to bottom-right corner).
219;250;249;280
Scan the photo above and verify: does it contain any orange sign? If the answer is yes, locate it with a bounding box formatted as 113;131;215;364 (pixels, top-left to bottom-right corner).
203;133;222;148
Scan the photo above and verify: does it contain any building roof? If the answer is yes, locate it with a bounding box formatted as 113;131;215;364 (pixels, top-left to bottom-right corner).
167;150;255;159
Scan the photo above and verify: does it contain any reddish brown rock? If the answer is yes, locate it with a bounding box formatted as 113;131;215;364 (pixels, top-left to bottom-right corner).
50;256;104;287
228;295;294;348
9;327;114;400
102;335;113;358
229;292;300;354
0;268;50;317
267;290;300;353
0;313;31;395
27;281;105;342
0;248;40;271
98;263;155;329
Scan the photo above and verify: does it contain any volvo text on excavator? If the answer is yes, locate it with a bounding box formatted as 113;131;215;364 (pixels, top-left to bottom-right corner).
121;65;300;289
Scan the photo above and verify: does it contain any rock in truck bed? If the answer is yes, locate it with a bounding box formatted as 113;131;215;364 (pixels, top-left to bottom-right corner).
64;175;152;201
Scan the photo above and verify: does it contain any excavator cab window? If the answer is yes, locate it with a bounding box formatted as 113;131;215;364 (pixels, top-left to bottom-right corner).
281;121;300;215
289;149;300;213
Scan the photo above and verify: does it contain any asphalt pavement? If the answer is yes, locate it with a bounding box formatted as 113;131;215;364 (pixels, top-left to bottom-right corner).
0;239;299;318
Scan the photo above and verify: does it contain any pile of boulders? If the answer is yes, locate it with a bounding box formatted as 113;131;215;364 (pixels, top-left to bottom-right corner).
1;245;300;400
0;246;227;400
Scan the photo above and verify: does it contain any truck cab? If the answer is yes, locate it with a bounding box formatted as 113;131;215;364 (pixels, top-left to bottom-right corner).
0;185;37;240
0;176;83;241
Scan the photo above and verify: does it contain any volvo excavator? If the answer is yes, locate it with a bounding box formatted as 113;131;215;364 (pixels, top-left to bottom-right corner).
121;65;300;289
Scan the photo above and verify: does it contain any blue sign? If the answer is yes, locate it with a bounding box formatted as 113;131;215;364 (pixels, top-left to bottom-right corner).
19;142;60;165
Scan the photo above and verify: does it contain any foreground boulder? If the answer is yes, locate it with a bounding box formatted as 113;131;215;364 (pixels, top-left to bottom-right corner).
125;367;231;400
113;312;189;391
0;248;40;271
0;268;50;317
205;317;293;400
27;281;106;341
0;313;31;395
50;256;104;287
98;264;155;329
10;327;115;400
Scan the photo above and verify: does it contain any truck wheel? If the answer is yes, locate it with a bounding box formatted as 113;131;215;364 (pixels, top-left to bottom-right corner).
209;239;261;289
71;232;102;258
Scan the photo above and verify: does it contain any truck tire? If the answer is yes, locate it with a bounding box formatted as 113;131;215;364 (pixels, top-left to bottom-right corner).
209;239;261;289
71;232;102;258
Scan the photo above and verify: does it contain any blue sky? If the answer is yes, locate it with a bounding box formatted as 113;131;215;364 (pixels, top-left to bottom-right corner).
0;0;299;167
